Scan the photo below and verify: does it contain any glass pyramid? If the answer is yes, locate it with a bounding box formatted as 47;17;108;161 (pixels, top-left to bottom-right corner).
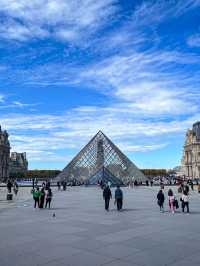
57;131;146;184
88;166;124;186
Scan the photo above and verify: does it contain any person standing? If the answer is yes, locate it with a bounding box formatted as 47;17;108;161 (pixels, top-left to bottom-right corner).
62;181;67;191
7;180;13;193
45;188;53;209
168;189;175;213
39;187;45;208
57;181;61;190
190;181;194;191
115;185;123;211
185;184;190;194
13;181;19;195
103;185;112;211
32;187;41;208
181;191;189;213
157;190;165;212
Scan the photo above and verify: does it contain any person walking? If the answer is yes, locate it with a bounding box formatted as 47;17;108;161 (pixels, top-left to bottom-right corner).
57;181;61;191
32;187;41;208
103;184;112;211
185;184;190;194
157;189;165;212
13;180;19;195
168;189;175;213
181;190;189;213
45;188;53;209
7;180;13;193
190;181;194;191
115;185;123;211
39;187;45;208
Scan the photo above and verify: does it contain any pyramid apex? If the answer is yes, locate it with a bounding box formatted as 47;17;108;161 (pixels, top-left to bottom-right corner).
97;130;106;136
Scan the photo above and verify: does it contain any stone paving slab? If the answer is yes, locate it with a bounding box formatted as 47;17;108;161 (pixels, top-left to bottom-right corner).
1;186;200;266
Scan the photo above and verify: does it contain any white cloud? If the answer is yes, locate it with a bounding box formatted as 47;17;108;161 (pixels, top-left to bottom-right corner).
0;0;118;42
0;100;39;109
0;94;5;103
117;143;169;153
187;34;200;47
0;110;197;162
78;50;200;117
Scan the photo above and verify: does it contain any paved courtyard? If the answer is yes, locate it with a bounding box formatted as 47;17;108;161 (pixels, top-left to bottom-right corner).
1;186;200;266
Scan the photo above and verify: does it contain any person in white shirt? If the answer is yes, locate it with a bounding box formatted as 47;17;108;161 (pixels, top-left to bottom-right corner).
181;191;189;213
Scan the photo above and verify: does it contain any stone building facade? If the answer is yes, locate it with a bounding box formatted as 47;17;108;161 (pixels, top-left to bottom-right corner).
0;126;10;180
182;122;200;179
9;152;28;176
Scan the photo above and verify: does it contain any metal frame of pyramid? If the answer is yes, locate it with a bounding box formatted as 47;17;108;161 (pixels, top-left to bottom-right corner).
88;166;124;186
57;131;146;184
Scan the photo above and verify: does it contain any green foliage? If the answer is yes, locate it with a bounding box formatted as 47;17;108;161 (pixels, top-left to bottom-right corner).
141;169;167;176
26;170;61;179
9;172;25;179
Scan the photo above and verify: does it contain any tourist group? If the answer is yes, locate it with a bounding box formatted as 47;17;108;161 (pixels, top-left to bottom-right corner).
102;184;123;212
157;183;190;214
32;182;53;209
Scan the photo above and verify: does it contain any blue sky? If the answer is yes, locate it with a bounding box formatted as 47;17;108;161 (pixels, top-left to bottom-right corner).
0;0;200;170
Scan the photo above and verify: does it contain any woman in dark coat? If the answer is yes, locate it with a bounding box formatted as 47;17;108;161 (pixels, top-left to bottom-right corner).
45;188;53;209
103;185;112;211
39;187;45;208
157;190;165;212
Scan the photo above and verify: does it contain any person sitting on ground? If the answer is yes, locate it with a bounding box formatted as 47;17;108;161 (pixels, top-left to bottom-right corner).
157;189;165;212
115;185;123;211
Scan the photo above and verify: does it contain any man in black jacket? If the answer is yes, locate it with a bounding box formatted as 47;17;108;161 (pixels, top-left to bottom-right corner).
115;185;123;211
103;184;112;211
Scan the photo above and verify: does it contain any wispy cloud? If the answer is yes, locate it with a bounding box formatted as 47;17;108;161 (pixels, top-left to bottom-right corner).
187;34;200;47
0;99;39;109
0;0;118;43
0;94;5;103
0;109;197;167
